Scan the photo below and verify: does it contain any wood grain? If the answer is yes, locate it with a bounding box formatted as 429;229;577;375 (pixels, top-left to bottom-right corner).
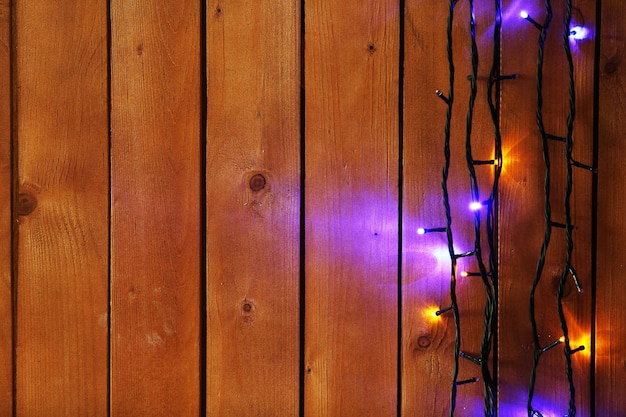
205;0;301;415
596;0;626;414
14;1;109;415
403;0;497;415
498;0;595;414
110;1;201;415
304;0;399;415
0;0;11;413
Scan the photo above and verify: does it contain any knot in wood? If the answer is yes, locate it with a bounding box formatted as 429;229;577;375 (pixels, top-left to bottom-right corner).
417;335;432;349
249;173;267;192
605;61;618;74
17;193;37;216
240;299;256;324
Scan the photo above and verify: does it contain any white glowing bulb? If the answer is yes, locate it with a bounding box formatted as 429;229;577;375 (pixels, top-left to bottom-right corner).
469;201;483;211
417;228;426;235
569;26;588;40
520;10;529;19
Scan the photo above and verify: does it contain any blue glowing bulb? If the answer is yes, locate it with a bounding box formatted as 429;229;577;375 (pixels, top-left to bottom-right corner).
469;201;483;211
417;228;426;235
520;10;529;19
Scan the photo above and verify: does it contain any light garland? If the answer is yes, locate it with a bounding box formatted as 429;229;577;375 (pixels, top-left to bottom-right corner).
416;0;593;416
418;0;499;415
523;1;594;416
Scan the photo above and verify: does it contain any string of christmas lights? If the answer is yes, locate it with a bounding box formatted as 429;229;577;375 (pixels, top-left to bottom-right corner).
438;2;463;414
421;0;501;415
483;0;505;414
419;0;593;416
524;1;594;416
524;2;557;415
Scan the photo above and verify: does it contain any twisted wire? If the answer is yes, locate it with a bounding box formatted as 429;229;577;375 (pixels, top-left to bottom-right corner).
464;1;497;415
527;1;554;416
438;0;501;414
441;1;461;415
484;0;504;414
557;0;578;415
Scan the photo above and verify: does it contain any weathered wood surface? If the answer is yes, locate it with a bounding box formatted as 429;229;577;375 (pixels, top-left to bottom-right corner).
0;0;11;413
205;0;301;415
304;0;400;415
110;1;201;415
0;0;623;415
14;1;109;415
596;0;626;415
498;0;595;415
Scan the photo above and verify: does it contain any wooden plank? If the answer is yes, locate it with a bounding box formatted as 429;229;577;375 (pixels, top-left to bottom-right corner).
498;0;595;415
596;0;626;414
498;14;556;412
14;1;109;415
205;0;301;415
499;13;557;414
304;1;399;415
402;5;454;413
109;1;201;415
403;1;497;415
0;0;11;413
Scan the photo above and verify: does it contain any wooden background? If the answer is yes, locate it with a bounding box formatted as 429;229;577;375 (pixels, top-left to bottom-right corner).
0;0;624;416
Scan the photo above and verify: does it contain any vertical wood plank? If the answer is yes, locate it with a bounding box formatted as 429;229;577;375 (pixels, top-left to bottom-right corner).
498;11;556;410
499;0;595;415
402;5;453;414
205;0;301;415
0;0;11;413
596;0;626;414
499;11;557;415
14;1;109;415
304;1;399;415
110;1;201;415
403;0;497;415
